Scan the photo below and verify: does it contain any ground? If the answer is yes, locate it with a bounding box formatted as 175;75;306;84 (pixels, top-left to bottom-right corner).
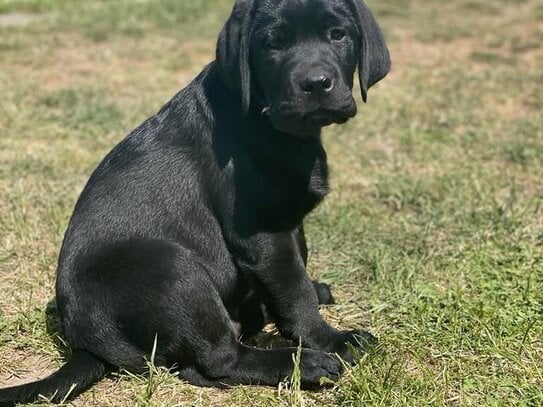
0;0;542;406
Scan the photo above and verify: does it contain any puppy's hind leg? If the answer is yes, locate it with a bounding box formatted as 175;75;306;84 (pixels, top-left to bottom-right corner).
166;266;342;388
297;224;335;305
177;334;343;389
312;280;335;305
94;240;342;388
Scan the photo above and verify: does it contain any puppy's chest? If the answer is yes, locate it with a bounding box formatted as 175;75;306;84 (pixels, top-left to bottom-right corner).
302;156;329;207
307;155;329;195
260;155;329;218
230;139;329;232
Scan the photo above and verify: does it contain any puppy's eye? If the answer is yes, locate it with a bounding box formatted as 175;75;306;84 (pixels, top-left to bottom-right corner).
330;28;346;42
266;34;284;50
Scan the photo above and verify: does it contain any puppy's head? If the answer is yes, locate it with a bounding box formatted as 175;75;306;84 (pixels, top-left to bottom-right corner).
217;0;391;137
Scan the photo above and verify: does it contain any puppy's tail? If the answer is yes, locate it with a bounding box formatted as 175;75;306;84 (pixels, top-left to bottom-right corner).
0;349;107;406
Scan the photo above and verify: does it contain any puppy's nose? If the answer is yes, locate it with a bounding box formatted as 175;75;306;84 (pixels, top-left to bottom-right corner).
299;73;334;96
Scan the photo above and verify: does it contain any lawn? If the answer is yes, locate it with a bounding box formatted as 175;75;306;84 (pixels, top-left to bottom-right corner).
0;0;542;406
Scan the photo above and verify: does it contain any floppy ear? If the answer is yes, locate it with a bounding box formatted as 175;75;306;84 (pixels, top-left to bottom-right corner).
350;0;391;103
216;0;255;114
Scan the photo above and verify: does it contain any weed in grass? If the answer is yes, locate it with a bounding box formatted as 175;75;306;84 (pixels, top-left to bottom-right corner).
120;335;177;407
139;334;163;407
278;341;304;407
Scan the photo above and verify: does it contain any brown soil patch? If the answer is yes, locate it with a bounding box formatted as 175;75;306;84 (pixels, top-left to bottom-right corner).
0;12;49;27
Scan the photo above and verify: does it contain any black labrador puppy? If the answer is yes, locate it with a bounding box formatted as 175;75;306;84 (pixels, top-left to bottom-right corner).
0;0;390;404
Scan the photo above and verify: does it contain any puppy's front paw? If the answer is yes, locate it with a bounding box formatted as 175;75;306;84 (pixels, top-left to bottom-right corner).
332;329;377;364
296;349;343;388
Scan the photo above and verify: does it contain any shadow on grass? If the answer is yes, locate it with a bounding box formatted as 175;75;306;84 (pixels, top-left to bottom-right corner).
44;298;70;360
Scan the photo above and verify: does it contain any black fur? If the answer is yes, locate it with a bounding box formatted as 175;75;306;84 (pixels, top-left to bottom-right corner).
0;0;389;404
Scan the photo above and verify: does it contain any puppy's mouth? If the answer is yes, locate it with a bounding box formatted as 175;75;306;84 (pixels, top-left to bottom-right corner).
265;99;357;137
301;109;352;127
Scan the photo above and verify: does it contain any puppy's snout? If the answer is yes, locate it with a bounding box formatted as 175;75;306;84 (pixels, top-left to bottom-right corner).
299;72;334;96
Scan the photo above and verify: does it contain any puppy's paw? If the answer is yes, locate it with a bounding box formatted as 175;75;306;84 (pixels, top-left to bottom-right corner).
332;329;378;364
312;281;335;305
296;349;343;388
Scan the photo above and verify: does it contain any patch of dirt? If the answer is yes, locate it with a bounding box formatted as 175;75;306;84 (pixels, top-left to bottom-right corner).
38;35;214;91
0;351;54;385
0;12;50;27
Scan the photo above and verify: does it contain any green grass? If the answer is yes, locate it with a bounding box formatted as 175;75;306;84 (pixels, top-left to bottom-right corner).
1;0;542;406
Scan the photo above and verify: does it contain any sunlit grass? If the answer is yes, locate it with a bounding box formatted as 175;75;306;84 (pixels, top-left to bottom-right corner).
0;0;541;405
